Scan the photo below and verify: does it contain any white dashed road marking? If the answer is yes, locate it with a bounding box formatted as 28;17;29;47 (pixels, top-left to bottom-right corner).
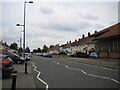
51;61;120;85
72;61;119;72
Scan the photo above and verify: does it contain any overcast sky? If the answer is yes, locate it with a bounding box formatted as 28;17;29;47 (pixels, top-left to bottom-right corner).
0;0;119;51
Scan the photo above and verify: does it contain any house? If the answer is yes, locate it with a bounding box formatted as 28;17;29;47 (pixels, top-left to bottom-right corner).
67;40;78;53
60;32;95;55
49;44;60;54
76;33;95;54
91;23;120;58
0;41;10;50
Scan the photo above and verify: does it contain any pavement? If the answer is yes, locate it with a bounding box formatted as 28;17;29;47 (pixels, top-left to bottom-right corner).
2;61;36;90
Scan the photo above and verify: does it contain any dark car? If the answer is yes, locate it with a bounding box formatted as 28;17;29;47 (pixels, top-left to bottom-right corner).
0;54;14;77
70;52;89;58
43;53;52;58
76;52;89;58
8;52;24;64
2;52;24;64
52;53;59;55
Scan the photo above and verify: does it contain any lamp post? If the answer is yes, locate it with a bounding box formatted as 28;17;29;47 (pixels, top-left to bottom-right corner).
16;0;33;74
18;38;22;48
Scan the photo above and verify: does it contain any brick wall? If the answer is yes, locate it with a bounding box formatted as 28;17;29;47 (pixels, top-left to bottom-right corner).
109;53;120;58
100;52;120;58
100;53;109;58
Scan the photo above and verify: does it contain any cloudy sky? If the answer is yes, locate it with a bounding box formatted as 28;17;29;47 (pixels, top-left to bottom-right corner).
0;0;119;51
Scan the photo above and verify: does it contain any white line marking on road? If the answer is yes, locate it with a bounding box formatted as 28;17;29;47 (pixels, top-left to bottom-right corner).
73;61;119;72
66;66;69;68
31;61;49;90
51;61;120;85
81;70;87;74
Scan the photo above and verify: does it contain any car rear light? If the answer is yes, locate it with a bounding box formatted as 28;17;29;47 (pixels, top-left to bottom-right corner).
0;61;10;64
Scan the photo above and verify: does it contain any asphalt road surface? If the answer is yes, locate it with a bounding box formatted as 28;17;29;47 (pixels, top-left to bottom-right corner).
31;56;119;89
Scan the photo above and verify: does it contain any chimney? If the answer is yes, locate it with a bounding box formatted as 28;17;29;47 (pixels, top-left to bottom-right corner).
67;41;68;44
5;42;7;45
88;32;91;37
78;38;81;41
95;30;97;33
82;34;85;38
75;39;77;42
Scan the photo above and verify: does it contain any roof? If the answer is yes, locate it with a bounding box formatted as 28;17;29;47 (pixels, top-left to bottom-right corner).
0;49;8;53
78;37;93;45
49;44;60;51
61;43;71;48
93;23;120;40
0;41;10;48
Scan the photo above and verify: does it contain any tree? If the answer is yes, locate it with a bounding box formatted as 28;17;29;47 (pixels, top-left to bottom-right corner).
18;47;23;54
38;48;41;53
32;49;38;53
10;43;18;50
42;45;49;52
49;45;54;48
25;47;30;53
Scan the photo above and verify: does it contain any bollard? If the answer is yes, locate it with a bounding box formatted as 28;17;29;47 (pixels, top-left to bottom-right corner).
25;60;27;74
11;70;17;90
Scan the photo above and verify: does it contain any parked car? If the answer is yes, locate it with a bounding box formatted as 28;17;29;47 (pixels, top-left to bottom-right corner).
0;54;14;77
70;52;89;58
2;51;24;64
9;52;24;64
76;52;89;58
59;52;67;55
70;52;76;57
52;53;59;55
43;53;52;58
89;52;99;58
21;53;31;61
25;53;31;61
35;53;42;56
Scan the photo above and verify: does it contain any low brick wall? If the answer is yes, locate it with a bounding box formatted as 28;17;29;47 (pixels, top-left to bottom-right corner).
100;52;120;58
100;53;109;58
109;53;120;58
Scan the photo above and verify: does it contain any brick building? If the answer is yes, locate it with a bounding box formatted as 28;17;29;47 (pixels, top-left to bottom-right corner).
91;23;120;58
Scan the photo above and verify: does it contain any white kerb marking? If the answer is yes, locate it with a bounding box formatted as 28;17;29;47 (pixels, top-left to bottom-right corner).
31;62;49;90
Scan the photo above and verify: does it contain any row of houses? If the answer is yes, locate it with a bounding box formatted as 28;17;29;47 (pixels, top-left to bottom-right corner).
0;41;19;54
49;23;120;59
0;41;10;50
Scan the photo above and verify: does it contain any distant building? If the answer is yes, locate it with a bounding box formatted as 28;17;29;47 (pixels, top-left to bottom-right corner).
60;32;95;55
77;33;95;54
91;23;120;58
0;41;10;50
49;44;60;54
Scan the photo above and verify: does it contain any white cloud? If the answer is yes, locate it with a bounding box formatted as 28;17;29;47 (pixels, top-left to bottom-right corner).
40;7;54;14
1;1;118;51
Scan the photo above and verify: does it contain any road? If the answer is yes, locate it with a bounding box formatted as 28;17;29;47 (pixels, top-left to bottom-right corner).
30;55;119;89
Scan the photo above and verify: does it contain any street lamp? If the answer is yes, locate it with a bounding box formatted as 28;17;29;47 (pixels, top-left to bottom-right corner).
18;38;22;48
16;24;24;49
16;0;33;74
24;0;33;74
16;24;24;26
